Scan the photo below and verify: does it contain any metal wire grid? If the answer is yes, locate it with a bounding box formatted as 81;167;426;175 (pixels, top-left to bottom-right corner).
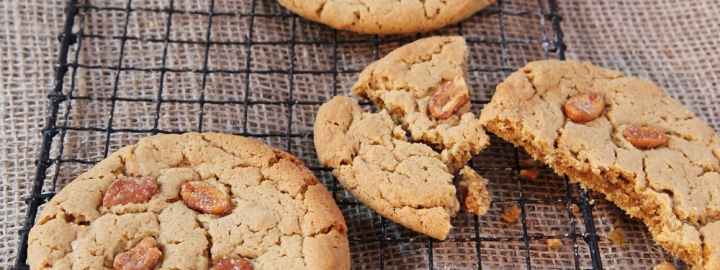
13;0;607;269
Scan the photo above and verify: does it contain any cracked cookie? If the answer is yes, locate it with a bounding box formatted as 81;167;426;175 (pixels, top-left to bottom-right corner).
277;0;495;35
27;133;350;270
353;36;490;172
480;60;720;269
314;96;490;240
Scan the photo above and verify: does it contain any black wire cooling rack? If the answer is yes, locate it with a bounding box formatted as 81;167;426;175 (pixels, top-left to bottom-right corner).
14;0;609;269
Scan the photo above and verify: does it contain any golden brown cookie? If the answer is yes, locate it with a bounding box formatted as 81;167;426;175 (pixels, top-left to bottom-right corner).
480;60;720;269
353;36;490;172
314;96;459;239
458;166;491;216
277;0;495;34
27;133;350;270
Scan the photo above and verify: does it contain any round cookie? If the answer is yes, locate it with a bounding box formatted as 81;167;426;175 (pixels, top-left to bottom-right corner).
277;0;496;34
27;133;350;270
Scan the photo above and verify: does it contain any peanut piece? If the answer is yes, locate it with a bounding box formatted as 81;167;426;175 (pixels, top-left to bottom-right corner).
102;177;158;208
180;181;232;215
501;205;521;224
428;77;470;119
113;237;162;270
623;125;669;149
211;258;253;270
563;93;605;123
519;169;539;181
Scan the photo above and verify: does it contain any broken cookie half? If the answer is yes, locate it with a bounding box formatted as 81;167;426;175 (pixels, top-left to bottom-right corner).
314;96;491;240
353;36;490;173
480;60;720;269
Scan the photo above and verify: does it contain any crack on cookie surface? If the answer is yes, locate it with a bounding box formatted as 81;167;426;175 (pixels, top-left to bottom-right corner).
315;96;467;240
352;36;490;172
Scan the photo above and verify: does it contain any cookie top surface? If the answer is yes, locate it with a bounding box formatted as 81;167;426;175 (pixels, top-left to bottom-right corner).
277;0;495;34
353;36;490;172
27;133;350;270
314;96;460;240
480;60;720;268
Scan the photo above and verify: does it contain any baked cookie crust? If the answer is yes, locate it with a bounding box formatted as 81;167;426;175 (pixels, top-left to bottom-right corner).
27;133;350;270
277;0;495;34
480;60;720;269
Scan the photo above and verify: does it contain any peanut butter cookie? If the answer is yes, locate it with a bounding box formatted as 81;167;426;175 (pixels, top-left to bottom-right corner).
27;133;350;270
277;0;495;34
314;96;490;240
480;60;720;269
353;36;490;172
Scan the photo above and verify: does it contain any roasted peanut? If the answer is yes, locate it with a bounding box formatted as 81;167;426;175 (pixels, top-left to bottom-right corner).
180;181;232;215
519;169;539;181
428;77;470;119
563;93;605;123
102;177;158;208
113;237;162;270
211;258;253;270
623;125;669;149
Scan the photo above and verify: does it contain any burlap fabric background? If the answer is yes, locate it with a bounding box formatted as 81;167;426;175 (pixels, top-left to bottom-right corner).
1;0;718;269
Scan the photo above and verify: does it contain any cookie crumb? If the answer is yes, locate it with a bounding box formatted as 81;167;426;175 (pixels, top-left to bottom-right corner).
608;227;625;246
519;169;539;181
546;238;562;251
501;205;521;224
458;167;491;216
652;261;676;270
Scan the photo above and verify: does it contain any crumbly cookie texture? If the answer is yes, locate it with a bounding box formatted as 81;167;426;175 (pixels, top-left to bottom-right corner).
277;0;495;34
27;133;350;270
315;96;467;240
353;36;490;172
458;166;491;216
480;59;720;269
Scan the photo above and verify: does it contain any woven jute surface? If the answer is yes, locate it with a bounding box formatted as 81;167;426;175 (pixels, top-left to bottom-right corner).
1;0;718;269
